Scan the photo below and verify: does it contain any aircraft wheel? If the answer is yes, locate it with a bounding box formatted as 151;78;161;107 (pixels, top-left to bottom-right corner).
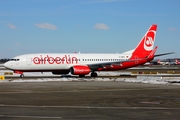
79;75;85;78
91;72;97;77
20;74;24;78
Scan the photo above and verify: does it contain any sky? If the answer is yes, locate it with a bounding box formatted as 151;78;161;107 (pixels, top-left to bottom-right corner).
0;0;180;58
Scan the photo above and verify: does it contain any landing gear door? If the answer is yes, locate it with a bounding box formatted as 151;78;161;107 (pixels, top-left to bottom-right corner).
26;56;31;65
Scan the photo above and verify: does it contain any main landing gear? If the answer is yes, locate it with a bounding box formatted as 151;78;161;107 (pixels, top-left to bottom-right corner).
91;72;97;77
78;72;98;77
79;75;85;77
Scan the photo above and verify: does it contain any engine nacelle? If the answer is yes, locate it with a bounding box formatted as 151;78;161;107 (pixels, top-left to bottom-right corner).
70;65;91;75
52;70;70;75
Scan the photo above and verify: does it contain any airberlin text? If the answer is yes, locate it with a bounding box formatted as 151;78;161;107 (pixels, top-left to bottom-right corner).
33;55;78;64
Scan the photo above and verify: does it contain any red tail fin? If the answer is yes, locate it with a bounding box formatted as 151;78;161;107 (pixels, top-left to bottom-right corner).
176;59;180;64
130;24;157;59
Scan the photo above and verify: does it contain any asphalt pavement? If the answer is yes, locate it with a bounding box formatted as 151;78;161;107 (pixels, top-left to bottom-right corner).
0;81;180;120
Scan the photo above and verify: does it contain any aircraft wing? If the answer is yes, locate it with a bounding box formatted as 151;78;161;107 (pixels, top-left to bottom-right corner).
87;58;145;70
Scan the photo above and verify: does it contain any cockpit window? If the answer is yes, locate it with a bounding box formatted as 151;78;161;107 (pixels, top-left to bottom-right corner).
10;59;20;61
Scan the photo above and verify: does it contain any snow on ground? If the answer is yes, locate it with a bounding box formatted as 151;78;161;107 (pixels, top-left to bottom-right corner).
0;70;130;77
1;77;180;86
0;70;180;85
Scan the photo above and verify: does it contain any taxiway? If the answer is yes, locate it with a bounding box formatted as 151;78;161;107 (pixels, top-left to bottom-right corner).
0;81;180;119
0;65;180;119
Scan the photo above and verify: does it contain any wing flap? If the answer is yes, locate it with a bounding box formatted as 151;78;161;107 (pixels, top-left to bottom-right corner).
87;59;144;70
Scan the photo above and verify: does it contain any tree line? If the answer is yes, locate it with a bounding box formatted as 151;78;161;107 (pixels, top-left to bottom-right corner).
0;58;10;63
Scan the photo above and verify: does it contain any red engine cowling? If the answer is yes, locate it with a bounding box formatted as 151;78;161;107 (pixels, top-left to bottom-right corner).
70;65;91;75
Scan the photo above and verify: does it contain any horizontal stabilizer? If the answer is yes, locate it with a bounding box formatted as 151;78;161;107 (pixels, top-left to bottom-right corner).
154;52;175;57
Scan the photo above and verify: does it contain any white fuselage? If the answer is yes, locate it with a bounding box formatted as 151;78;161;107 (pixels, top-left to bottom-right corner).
5;53;131;71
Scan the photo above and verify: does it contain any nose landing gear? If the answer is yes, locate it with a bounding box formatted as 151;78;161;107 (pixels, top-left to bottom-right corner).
14;71;24;78
20;74;24;78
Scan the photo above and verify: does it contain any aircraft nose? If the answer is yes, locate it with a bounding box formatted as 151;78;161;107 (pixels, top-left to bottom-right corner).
4;62;11;69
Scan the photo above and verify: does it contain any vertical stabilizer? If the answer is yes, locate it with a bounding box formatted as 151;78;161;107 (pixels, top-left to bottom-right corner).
130;24;157;59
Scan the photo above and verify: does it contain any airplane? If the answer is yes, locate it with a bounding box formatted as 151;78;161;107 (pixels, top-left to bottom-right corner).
143;59;161;66
175;59;180;65
157;59;170;65
3;24;173;77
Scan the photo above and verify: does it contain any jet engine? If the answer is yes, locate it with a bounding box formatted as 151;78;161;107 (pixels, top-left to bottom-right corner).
70;65;91;75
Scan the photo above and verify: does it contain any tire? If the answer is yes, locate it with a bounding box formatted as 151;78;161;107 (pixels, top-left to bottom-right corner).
91;72;97;77
79;75;85;77
20;74;24;78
